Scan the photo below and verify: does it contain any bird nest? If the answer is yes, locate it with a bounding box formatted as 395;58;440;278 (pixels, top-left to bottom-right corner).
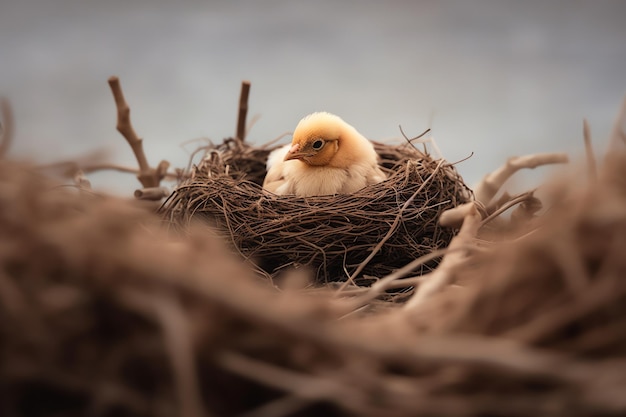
3;85;626;415
160;138;471;284
4;151;626;417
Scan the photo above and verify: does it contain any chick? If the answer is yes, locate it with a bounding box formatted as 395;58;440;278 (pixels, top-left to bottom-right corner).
263;112;386;197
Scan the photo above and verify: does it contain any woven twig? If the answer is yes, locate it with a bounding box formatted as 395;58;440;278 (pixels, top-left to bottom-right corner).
161;139;471;284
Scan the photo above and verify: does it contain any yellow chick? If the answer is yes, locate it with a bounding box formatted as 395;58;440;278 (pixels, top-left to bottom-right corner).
263;112;386;197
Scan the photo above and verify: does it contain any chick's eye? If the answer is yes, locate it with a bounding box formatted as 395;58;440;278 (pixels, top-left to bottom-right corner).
312;139;324;150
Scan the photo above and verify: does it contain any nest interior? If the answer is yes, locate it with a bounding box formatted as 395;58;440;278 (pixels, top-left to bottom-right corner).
161;138;471;284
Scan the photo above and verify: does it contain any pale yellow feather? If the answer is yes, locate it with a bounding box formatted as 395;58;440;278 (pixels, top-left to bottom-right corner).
262;112;386;197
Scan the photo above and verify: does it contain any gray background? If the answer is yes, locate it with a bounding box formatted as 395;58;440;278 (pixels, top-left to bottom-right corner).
1;0;625;194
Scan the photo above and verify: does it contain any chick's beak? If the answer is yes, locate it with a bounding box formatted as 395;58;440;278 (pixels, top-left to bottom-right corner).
284;143;306;161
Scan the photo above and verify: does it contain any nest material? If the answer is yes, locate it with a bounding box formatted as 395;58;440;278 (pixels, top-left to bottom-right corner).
432;156;626;359
161;138;471;284
3;154;626;417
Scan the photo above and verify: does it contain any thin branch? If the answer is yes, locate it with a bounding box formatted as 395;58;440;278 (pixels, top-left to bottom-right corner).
398;125;444;159
347;247;460;310
473;153;569;206
510;193;542;226
108;76;164;189
398;125;431;144
39;161;181;181
404;202;481;310
583;118;597;182
440;202;480;228
236;80;251;141
480;192;535;227
108;76;150;173
0;98;14;158
156;160;171;181
134;187;170;201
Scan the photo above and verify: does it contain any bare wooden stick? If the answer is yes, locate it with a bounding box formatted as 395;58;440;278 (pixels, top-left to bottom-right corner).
583;118;597;182
474;153;569;206
510;193;542;225
108;77;149;172
440;202;478;228
39;161;180;181
134;187;170;201
0;98;14;158
347;247;462;310
156;160;171;181
108;76;162;189
480;192;535;227
236;80;251;141
404;202;482;310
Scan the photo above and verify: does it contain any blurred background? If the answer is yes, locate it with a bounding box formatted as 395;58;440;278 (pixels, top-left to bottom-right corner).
1;0;625;194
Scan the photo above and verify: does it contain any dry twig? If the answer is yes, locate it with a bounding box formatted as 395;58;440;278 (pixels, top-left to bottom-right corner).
108;76;170;190
404;202;481;310
134;187;171;201
473;153;569;206
348;247;456;309
236;80;251;141
479;192;535;227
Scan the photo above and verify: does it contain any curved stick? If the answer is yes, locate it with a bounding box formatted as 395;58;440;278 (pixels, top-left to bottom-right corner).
474;153;569;206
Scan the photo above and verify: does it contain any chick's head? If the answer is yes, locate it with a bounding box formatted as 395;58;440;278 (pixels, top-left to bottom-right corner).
284;112;343;167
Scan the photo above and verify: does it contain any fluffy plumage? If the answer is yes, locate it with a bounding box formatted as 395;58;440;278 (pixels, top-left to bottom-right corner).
263;112;386;197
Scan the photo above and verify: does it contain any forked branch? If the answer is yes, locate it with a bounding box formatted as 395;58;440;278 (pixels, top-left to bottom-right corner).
474;153;569;206
108;76;170;190
404;202;481;311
